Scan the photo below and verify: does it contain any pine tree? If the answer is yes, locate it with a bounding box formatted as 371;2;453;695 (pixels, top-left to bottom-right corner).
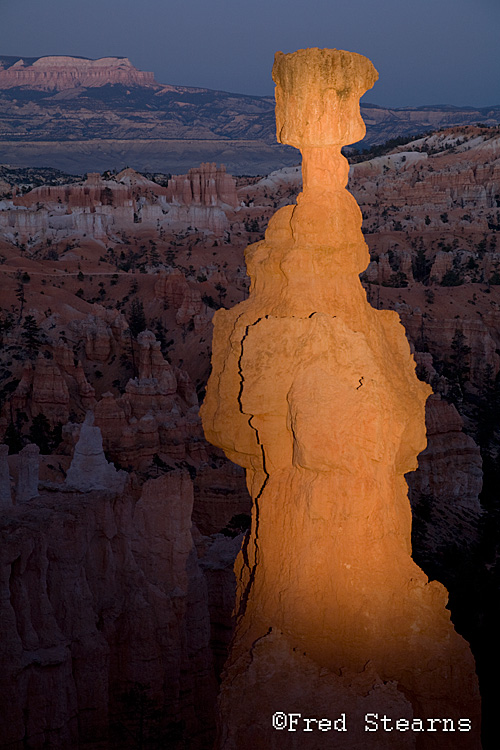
29;413;52;454
21;315;43;347
4;421;24;454
15;282;25;320
214;282;227;307
450;329;471;386
128;299;146;338
412;247;430;283
0;312;14;345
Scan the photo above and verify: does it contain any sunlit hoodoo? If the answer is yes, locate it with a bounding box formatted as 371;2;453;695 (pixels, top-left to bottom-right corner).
201;48;481;749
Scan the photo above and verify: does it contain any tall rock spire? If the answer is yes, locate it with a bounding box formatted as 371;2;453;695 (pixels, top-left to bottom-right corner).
201;48;480;749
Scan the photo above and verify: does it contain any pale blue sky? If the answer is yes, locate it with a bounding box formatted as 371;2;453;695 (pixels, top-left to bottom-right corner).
0;0;499;107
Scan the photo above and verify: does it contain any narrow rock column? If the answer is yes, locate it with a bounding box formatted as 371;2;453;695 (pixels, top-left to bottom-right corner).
65;411;125;493
201;48;481;749
0;444;12;508
16;443;40;504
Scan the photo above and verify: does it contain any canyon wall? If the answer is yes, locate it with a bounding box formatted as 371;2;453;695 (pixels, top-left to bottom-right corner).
0;166;239;240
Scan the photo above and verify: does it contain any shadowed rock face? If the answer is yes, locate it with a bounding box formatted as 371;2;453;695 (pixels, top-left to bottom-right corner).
201;48;481;749
0;473;219;749
0;444;12;507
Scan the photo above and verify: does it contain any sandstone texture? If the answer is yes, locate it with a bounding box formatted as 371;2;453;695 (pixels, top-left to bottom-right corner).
201;48;481;749
0;54;498;748
0;473;221;749
165;163;239;209
238;125;500;571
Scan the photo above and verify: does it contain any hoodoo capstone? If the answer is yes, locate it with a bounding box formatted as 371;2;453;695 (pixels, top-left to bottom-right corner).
201;48;481;749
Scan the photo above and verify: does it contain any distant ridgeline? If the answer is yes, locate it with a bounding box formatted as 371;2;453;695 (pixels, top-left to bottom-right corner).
0;55;157;90
0;54;499;174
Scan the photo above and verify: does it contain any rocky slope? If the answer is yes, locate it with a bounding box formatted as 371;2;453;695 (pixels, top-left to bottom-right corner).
0;55;498;174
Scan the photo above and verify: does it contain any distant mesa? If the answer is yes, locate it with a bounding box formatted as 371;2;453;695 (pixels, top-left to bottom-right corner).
0;55;157;91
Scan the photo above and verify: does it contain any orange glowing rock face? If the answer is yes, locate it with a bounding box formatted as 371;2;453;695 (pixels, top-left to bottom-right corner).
201;48;481;749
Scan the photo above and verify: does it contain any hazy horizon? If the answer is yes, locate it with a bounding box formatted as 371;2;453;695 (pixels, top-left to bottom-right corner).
0;0;499;109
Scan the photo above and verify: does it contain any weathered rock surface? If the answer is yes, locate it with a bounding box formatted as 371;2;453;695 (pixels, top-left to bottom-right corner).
408;394;483;557
219;629;416;750
193;462;250;536
198;533;246;680
83;328;205;469
69;310;126;364
154;270;207;328
165;163;239;210
201;48;481;749
5;348;96;430
162;163;236;235
0;473;218;749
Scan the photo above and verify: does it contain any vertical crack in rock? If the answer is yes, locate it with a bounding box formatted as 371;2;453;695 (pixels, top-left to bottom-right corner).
235;316;270;619
214;309;247;403
201;47;481;750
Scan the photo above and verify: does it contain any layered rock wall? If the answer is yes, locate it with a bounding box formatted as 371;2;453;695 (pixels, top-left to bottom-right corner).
165;163;239;209
0;56;156;91
0;166;238;240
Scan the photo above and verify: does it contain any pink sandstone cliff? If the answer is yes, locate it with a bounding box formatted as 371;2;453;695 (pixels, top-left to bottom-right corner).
165;163;238;209
201;48;481;749
0;56;156;91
